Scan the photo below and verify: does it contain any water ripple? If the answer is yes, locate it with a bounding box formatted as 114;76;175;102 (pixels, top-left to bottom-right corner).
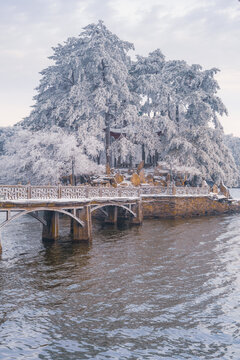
1;214;240;359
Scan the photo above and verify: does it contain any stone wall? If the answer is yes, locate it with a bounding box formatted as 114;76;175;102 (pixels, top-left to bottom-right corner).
142;195;239;219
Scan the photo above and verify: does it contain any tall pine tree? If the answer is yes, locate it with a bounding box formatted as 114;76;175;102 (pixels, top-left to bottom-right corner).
22;20;138;167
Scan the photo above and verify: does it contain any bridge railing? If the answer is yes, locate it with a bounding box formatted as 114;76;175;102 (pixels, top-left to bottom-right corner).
0;185;29;200
175;186;209;195
0;184;210;200
0;185;140;200
140;186;168;195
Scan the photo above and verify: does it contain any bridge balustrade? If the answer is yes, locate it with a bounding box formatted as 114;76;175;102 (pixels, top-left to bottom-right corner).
0;184;209;201
31;186;59;199
61;186;87;199
0;185;28;200
175;186;209;195
140;186;168;195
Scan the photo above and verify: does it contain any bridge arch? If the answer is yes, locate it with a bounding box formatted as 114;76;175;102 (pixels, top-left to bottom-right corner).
0;208;85;229
90;203;136;218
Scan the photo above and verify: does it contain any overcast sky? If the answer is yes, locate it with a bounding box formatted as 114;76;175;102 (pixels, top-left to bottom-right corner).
0;0;239;135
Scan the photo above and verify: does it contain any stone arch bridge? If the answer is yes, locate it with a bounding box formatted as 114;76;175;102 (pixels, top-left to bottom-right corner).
0;185;147;252
0;184;209;253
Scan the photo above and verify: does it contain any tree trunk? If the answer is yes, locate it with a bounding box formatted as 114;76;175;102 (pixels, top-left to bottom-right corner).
147;95;150;116
105;112;111;168
117;156;121;168
129;155;133;169
176;104;179;126
167;94;171;120
71;159;75;186
142;144;145;163
155;150;159;166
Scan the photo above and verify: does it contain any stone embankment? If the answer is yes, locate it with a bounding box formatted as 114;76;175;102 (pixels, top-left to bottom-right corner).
142;195;240;219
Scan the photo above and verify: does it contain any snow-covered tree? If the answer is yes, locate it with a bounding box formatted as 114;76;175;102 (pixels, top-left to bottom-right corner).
225;134;240;174
131;51;227;129
11;21;237;185
21;20;138;167
130;48;238;185
0;127;104;185
163;127;239;186
0;127;15;155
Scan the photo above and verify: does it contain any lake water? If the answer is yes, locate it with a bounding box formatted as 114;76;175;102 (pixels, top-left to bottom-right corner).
0;193;240;359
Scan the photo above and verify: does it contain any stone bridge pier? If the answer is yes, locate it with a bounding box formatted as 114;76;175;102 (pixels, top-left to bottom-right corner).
72;206;92;242
42;211;59;241
130;200;143;225
101;200;143;225
104;206;118;224
42;206;92;242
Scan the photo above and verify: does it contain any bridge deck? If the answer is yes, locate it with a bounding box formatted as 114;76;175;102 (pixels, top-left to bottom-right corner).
0;197;139;209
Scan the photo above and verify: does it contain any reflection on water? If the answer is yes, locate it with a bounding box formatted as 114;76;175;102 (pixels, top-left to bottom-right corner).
0;211;240;359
